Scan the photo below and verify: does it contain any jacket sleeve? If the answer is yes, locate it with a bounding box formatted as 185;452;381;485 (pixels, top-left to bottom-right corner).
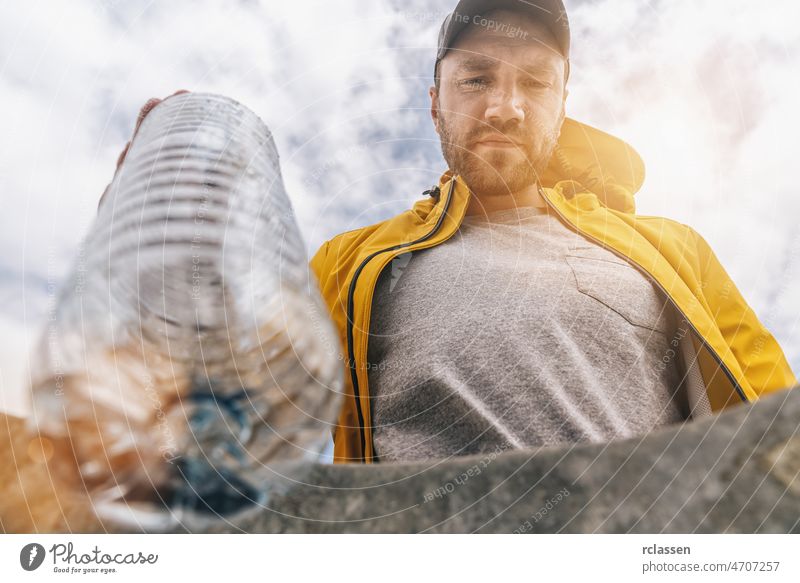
309;240;339;443
692;228;798;397
308;240;330;289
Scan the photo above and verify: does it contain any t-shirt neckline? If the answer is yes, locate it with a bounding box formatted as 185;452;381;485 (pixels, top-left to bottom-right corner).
462;204;549;225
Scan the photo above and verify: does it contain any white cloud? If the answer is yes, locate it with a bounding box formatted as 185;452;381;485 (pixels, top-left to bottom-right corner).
565;0;800;365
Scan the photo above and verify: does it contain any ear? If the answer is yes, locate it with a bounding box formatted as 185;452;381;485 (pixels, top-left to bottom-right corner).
429;86;440;135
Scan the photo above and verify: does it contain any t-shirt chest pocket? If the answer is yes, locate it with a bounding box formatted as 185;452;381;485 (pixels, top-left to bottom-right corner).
564;249;671;334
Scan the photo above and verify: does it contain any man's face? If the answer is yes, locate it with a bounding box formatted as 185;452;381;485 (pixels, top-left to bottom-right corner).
431;10;567;197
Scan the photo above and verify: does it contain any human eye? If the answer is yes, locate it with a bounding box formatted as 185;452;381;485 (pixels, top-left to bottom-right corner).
459;77;488;89
524;76;551;89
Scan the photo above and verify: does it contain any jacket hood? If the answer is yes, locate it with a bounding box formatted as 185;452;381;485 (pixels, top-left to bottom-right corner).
423;117;644;216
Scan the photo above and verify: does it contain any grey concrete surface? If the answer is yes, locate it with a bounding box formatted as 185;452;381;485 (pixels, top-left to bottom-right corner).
3;387;798;533
169;386;800;533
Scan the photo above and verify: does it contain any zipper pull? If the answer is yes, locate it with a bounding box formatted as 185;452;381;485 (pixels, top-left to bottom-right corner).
423;186;441;200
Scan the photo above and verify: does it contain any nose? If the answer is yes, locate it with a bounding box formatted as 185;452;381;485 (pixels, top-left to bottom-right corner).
484;82;525;128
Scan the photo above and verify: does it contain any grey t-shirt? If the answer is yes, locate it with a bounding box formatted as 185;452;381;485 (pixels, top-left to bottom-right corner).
366;205;688;462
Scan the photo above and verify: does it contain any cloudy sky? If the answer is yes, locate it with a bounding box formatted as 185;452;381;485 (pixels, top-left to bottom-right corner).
1;0;799;415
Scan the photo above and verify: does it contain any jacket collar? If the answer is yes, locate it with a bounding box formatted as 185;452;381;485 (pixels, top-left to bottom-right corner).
414;117;644;222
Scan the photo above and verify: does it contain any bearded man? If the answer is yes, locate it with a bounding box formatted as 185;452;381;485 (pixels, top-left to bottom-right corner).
309;0;797;463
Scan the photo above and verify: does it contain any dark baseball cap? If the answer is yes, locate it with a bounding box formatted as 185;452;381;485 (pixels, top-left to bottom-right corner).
434;0;570;79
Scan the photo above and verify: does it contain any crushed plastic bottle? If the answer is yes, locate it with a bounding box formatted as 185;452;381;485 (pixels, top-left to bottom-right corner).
27;93;343;528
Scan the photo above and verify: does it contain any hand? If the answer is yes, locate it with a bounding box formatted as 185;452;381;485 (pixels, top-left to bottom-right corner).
99;89;190;208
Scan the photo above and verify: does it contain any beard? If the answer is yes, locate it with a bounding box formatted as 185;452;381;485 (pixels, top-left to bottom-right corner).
437;108;560;198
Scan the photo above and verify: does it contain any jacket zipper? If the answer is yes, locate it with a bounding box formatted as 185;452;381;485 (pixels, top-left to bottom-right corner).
539;186;749;404
345;179;458;462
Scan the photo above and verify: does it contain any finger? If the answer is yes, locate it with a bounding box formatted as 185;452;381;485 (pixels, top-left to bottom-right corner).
116;141;131;169
132;91;189;136
133;97;162;135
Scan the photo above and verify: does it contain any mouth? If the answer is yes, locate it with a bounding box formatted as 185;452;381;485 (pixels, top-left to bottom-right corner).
474;136;521;148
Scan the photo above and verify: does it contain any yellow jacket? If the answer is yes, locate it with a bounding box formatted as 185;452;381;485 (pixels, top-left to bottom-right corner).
309;118;797;464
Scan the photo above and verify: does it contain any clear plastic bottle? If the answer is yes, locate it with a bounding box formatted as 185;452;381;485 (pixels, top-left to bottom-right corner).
27;93;343;528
